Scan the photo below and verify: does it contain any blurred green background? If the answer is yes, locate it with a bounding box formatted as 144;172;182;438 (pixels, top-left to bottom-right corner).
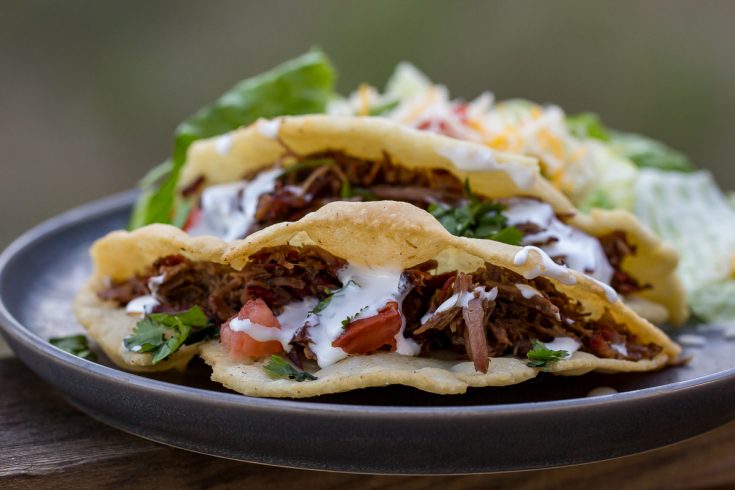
2;0;734;248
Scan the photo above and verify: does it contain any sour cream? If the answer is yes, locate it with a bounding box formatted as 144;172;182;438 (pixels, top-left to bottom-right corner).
503;198;613;285
513;245;577;285
187;168;282;241
515;283;541;299
257;118;282;139
543;337;581;356
437;145;536;190
229;298;318;351
308;264;420;367
125;295;159;317
420;286;498;324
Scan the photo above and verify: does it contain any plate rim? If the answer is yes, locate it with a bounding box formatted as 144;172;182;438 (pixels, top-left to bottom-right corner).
1;190;734;419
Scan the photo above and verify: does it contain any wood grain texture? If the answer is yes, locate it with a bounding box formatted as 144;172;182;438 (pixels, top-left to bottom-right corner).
1;357;734;489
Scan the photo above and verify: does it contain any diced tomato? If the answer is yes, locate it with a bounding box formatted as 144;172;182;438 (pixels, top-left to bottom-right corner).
220;299;283;359
332;302;402;354
182;207;202;232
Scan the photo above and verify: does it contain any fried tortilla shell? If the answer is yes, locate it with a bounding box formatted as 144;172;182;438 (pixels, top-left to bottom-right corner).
198;201;678;397
74;227;231;372
178;115;687;325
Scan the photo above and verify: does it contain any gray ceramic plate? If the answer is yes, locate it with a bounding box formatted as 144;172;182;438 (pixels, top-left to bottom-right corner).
1;191;734;474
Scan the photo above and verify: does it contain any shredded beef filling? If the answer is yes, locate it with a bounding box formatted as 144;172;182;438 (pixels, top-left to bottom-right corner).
100;246;662;370
598;231;650;295
250;151;465;233
187;151;643;297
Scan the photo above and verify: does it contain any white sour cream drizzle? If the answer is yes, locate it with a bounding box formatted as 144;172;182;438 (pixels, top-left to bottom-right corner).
215;133;233;156
437;145;536;190
187;168;282;241
513;246;577;285
420;286;498;324
125;295;159;317
229;298;318;352
590;277;619;302
515;283;541;299
308;264;420;367
147;274;164;293
543;337;581;356
230;264;420;368
611;342;629;357
257;118;282;139
503;198;613;285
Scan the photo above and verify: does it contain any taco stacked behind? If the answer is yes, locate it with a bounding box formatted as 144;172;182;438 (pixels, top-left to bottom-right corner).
173;115;686;326
76;201;680;397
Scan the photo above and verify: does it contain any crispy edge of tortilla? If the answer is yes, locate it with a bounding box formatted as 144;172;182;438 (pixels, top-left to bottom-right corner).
200;344;538;397
73;278;199;372
76;201;680;388
178;114;687;325
225;200;681;361
199;344;670;398
73;224;232;370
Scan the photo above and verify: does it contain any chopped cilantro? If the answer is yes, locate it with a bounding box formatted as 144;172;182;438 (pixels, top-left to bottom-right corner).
526;340;570;368
309;280;358;315
340;179;352;198
428;180;523;245
123;305;212;364
263;355;317;382
49;334;97;361
341;306;369;329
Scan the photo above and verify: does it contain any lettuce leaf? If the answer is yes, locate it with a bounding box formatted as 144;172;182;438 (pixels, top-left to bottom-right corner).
566;112;610;142
129;50;336;229
566;112;693;173
609;131;693;173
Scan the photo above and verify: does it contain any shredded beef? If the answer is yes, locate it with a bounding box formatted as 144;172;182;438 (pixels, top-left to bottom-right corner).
98;246;344;324
101;245;662;370
599;232;651;295
248;151;465;234
403;261;662;369
97;276;149;305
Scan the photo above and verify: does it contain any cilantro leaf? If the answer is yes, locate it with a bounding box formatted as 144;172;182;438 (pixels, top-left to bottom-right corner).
341;306;368;329
129;50;336;229
123;305;212;364
428;181;523;245
49;334;97;361
526;340;570;368
309;280;358;315
263;355;317;382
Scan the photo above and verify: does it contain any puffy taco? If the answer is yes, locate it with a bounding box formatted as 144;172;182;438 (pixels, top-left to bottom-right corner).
75;201;680;397
174;115;686;325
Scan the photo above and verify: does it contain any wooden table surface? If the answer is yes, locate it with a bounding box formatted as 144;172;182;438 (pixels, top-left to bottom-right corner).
1;352;734;490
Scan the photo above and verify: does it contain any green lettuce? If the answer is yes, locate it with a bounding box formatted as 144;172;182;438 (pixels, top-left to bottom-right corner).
608;131;694;173
129;50;336;229
566;112;693;173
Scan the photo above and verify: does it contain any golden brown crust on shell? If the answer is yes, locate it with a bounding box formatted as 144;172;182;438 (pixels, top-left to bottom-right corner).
76;201;681;394
178;115;687;324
